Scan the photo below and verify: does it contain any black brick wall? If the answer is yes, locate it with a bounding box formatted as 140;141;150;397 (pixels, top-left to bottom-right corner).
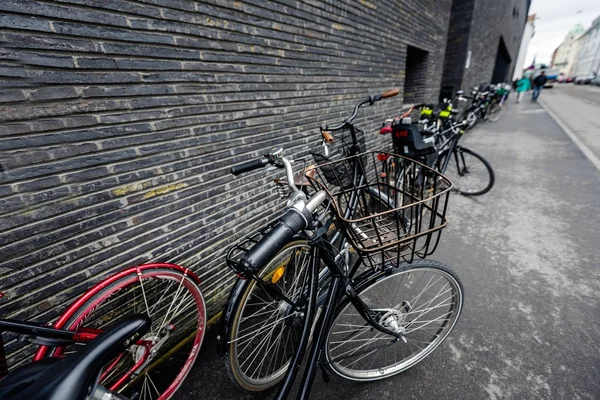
441;0;529;96
0;0;451;366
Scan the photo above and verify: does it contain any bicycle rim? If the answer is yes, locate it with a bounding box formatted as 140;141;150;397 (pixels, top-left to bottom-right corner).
446;148;494;196
325;261;463;381
488;104;501;122
47;268;205;400
227;242;314;391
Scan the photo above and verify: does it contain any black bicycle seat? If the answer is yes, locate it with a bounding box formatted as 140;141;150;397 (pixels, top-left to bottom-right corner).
0;314;150;400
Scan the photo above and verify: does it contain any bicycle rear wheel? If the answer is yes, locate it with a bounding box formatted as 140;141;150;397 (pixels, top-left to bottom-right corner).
324;260;463;381
35;265;206;400
444;147;494;196
487;103;502;122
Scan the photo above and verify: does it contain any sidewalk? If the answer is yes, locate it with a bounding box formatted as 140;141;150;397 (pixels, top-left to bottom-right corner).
177;101;600;400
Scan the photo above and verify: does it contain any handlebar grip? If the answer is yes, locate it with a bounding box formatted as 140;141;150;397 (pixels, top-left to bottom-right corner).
230;158;268;176
321;131;334;143
381;89;400;99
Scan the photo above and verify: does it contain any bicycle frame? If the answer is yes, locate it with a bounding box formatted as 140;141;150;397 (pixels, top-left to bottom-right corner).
0;318;88;379
274;222;402;400
217;109;368;358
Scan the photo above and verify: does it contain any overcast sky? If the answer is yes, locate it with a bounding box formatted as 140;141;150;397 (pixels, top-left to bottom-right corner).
524;0;600;66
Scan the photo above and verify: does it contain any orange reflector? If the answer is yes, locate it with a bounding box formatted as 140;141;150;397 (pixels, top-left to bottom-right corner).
271;266;285;284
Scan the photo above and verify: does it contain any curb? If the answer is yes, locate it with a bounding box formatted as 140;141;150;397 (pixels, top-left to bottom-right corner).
538;98;600;173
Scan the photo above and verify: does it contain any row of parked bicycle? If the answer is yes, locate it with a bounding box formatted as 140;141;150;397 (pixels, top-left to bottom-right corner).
0;86;498;400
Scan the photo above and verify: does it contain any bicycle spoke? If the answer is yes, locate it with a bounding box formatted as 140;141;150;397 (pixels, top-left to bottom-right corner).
326;265;462;380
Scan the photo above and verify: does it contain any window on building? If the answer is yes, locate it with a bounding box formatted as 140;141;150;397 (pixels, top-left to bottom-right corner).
403;45;429;104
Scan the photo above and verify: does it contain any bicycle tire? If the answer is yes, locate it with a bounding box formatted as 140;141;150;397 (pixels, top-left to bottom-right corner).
224;240;316;392
36;266;206;400
324;259;463;381
465;110;478;130
487;103;502;122
447;147;495;196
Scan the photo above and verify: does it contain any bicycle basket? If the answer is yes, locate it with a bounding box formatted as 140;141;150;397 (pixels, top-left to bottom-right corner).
306;151;452;263
309;127;367;189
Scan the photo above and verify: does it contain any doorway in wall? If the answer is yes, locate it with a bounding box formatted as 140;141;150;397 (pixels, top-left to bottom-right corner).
404;45;429;104
491;36;511;84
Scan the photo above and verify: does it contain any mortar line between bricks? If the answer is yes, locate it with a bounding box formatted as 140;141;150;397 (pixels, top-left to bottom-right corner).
0;14;403;62
538;98;600;173
0;196;278;319
0;87;395;138
0;100;397;186
138;0;417;48
0;163;282;260
0;159;293;277
0;191;278;306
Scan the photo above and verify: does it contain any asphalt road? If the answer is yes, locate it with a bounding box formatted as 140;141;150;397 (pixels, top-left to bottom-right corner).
177;99;600;400
539;83;600;160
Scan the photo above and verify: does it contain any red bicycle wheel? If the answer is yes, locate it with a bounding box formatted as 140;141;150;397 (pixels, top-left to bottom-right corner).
35;264;205;400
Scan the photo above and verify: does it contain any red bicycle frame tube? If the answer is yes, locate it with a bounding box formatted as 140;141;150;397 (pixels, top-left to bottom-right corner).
33;263;200;361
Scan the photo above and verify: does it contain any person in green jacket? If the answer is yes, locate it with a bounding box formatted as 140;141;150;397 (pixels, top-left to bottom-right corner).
515;76;530;103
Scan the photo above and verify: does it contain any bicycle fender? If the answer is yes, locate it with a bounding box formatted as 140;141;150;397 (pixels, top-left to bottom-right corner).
216;277;251;358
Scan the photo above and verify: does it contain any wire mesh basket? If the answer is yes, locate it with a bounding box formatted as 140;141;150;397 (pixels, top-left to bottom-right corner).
309;127;367;189
306;151;452;264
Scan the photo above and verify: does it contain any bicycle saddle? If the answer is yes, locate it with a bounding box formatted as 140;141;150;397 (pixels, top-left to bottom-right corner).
0;314;150;400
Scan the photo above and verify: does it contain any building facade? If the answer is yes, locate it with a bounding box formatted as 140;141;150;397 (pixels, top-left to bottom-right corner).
0;0;454;365
441;0;531;98
552;24;585;76
512;14;535;80
573;16;600;79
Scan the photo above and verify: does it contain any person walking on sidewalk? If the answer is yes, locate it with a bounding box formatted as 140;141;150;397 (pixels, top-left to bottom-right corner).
531;71;548;102
515;76;530;103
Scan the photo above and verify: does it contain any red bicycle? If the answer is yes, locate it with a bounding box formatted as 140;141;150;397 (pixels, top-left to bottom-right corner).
0;263;206;400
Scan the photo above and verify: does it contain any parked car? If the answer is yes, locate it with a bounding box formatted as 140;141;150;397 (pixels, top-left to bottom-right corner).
591;76;600;86
575;74;594;84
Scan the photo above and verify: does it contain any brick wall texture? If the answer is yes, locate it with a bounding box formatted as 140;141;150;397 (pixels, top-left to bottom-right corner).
0;0;452;365
442;0;530;95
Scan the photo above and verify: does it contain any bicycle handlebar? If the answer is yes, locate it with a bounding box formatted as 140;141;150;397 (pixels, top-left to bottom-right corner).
325;89;399;132
321;131;334;143
230;158;269;175
240;190;327;273
380;88;400;99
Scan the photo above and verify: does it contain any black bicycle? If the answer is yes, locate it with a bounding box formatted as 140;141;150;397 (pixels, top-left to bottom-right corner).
222;91;464;399
381;105;495;197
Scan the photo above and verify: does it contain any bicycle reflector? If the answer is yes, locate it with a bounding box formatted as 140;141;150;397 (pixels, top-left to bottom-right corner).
271;266;285;284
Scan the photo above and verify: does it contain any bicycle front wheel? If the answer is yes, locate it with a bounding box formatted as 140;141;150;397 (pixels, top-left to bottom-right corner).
324;260;463;381
225;240;316;391
445;147;495;196
36;265;206;400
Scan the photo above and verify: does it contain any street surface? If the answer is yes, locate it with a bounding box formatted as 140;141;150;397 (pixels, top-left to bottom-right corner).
539;83;600;160
178;95;600;399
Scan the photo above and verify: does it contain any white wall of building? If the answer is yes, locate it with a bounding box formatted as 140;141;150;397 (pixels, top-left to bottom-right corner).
553;25;585;76
574;16;600;78
513;15;535;80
